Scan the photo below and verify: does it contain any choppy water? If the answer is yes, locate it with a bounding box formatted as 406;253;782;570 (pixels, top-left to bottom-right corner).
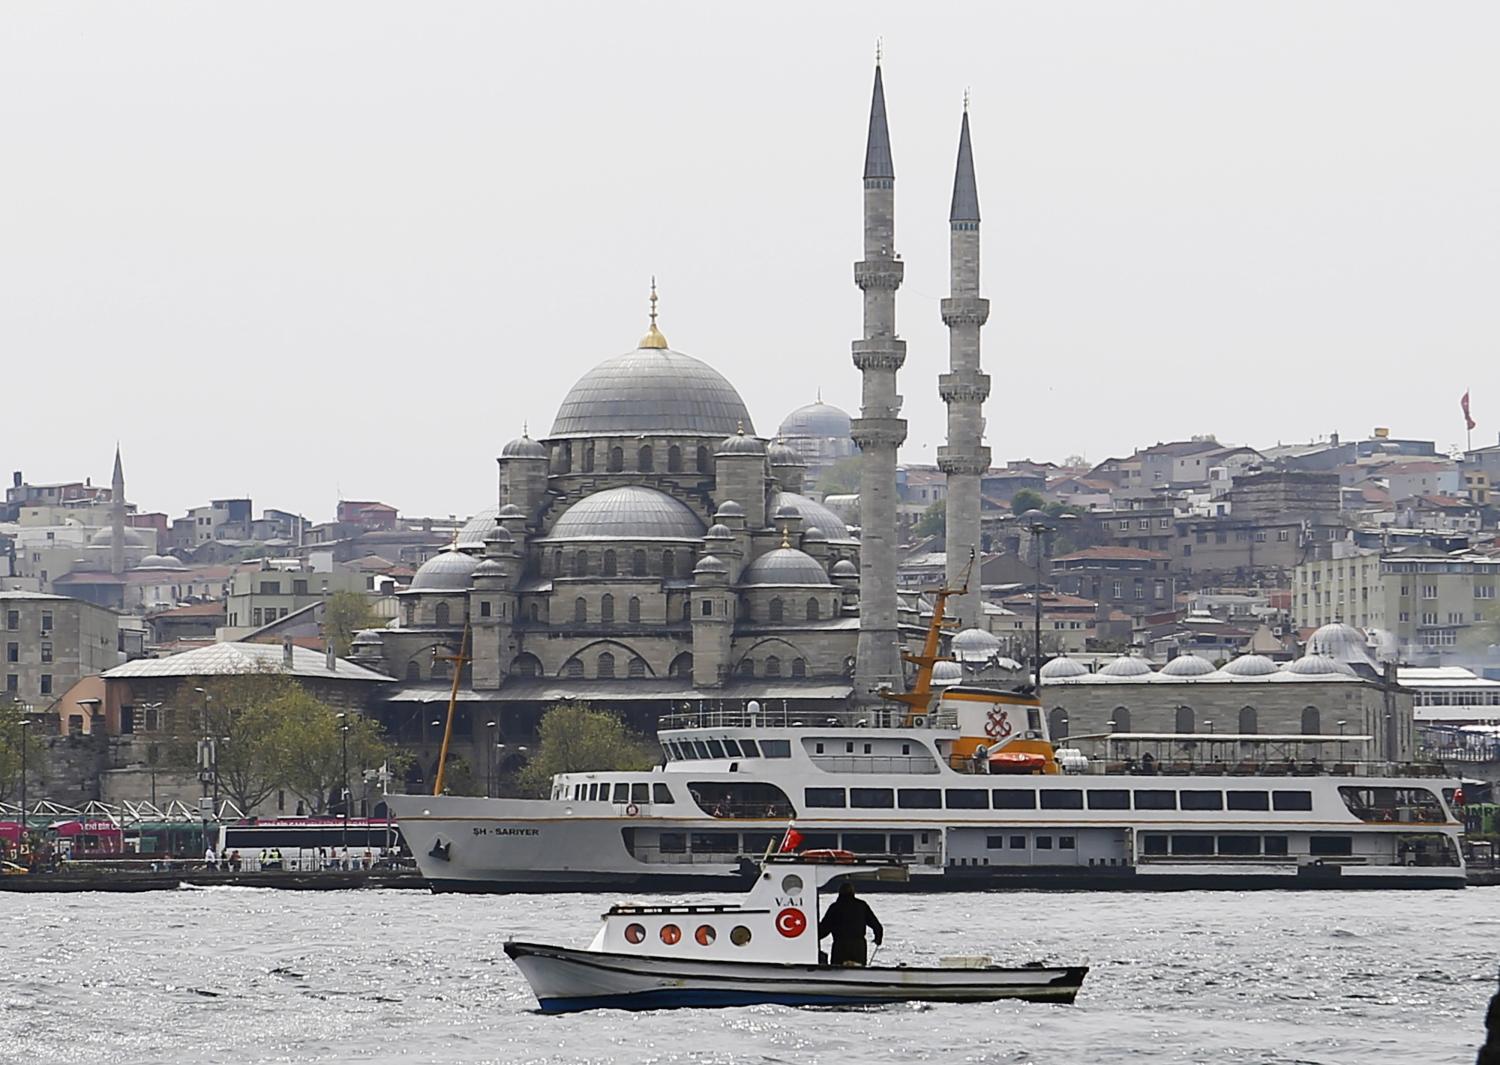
2;885;1497;1064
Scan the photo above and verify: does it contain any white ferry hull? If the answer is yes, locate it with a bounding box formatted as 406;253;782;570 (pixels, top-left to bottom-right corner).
504;941;1087;1012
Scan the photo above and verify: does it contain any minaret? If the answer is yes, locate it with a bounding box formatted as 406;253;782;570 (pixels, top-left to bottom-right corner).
110;445;126;576
851;60;908;700
939;102;991;629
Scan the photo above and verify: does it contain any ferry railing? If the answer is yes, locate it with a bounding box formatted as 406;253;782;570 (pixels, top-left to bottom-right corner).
809;755;942;775
948;755;1450;778
659;706;905;731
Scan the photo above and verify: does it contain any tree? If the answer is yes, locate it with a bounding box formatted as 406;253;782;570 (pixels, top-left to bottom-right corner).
1010;489;1045;516
813;456;862;496
325;591;381;657
518;704;657;796
270;689;392;814
914;500;945;539
0;698;46;805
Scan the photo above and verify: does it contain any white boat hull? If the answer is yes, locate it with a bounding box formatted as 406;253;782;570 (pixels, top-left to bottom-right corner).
503;941;1087;1012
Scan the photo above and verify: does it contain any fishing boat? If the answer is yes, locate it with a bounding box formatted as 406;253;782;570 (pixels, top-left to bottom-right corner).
503;852;1087;1012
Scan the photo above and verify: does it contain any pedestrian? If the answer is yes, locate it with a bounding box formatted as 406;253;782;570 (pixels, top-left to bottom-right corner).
204;844;217;870
817;882;884;967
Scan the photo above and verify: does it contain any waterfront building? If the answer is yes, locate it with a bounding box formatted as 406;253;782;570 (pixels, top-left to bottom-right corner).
1;590;120;709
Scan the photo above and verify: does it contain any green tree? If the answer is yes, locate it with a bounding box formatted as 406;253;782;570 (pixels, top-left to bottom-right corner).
270;689;393;814
1010;489;1045;516
813;456;863;496
518;704;657;796
436;755;478;796
324;591;381;657
0;698;46;805
914;500;946;538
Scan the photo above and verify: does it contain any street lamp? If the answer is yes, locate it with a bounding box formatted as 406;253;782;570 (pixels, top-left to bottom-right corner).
485;721;497;798
17;718;30;844
336;712;350;854
193;687;214;852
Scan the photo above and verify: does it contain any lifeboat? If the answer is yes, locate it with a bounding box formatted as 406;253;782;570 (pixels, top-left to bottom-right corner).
988;751;1048;773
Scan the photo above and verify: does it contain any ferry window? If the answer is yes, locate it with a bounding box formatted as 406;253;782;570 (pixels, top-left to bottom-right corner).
800;832;839;849
1170;835;1214;855
1180;790;1223;811
613;783;630;803
986;836;1006;850
706;739;726;759
1035;836;1053;850
1272;790;1313;811
722;739;743;758
1142;834;1168;856
730;926;752;946
1263;836;1289;856
695;925;716;946
625;923;646;944
653;784;673;804
1134;790;1176;810
588;784;600;801
691;741;710;759
632;784;650;803
739;739;760;758
992;789;1037;810
846;741;855;754
1226;791;1269;811
660;924;682;945
1027;707;1041;733
1040;790;1083;810
902;744;911;755
1086;789;1129;810
690;833;739;852
1009;836;1027;849
897;789;941;809
804;788;846;808
889;834;915;855
1337;786;1444;823
1059;836;1076;850
863;743;872;755
761;740;792;758
814;742;824;754
945;789;988;809
573;784;583;800
659;833;686;854
1309;835;1353;856
842;833;886;853
850;788;895;809
1218;835;1261;855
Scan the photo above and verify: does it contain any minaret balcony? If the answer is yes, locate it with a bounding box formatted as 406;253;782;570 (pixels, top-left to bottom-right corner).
936;447;992;475
851;338;906;372
938;372;991;404
940;297;990;326
850;417;908;450
854;260;904;291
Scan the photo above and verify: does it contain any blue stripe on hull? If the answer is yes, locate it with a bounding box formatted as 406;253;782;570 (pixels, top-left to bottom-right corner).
535;986;1078;1013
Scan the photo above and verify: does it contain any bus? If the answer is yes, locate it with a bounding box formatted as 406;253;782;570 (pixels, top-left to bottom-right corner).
216;818;406;871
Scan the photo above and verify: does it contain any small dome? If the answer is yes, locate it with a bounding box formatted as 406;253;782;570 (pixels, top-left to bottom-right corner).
778;400;852;440
831;559;858;578
768;441;804;467
1099;655;1152;678
715;501;745;519
931;661;963;686
1040;656;1088;679
483;526;514;545
1221;654;1279;677
1283;655;1357;677
500;434;546;459
137;553;184;569
456;505;500;548
472;558;507;579
90;526;147;547
772;503;799;520
497;503;525;518
740;548;831;586
410;549;480;591
705;523;734;539
1160;653;1216;677
951;627;1001;662
547;486;705;541
1021;509;1048;523
551;347;755;439
767;491;851;541
694;554;729;576
802;527;827;543
351;629;383;647
1306;622;1375;666
718;427;766;456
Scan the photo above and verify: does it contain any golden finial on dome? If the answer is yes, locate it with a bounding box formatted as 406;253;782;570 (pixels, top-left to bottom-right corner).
639;276;669;349
780;526;791;549
736;420;745;435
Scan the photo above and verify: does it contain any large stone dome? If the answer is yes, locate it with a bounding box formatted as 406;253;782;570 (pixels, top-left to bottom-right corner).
741;548;831;586
550;346;755;439
409;549;480;592
90;526;147;547
546;487;705;541
767;491;851;541
778;400;852;439
455;505;500;549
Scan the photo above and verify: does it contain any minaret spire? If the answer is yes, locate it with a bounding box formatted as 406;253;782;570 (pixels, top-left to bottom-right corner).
851;59;908;701
109;444;127;576
639;276;668;349
939;102;991;630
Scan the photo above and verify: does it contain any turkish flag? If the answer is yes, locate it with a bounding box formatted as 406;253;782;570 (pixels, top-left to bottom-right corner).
1463;391;1476;431
779;825;804;853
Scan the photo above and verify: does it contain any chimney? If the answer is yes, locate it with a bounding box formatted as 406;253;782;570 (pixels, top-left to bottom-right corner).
282;636;294;666
11;471;20;488
1329;432;1339;447
326;633;337;672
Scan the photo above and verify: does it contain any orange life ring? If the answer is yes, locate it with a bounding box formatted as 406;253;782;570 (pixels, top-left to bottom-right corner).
799;848;857;863
989;751;1047;773
625;803;640;817
775;908;807;937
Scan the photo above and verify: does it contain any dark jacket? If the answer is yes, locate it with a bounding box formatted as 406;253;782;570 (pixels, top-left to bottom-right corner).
818;894;883;965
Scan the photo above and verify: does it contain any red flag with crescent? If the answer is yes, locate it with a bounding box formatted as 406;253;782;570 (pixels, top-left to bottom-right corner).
1462;390;1476;431
779;825;804;853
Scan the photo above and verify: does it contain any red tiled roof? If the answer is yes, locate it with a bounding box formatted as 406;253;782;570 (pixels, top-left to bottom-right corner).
147;601;226;619
1053;546;1171;562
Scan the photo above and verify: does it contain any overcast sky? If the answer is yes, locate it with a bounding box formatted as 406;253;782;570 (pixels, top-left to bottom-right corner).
3;2;1496;522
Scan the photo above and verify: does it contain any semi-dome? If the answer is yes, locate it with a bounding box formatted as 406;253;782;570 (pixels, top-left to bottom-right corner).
1159;653;1216;677
778;400;852;440
740;548;831;586
499;434;546;459
546;487;705;541
831;559;858;578
1099;655;1152;678
768;491;851;541
1221;654;1279;677
1283;655;1357;677
693;554;728;576
717;427;766;456
550;347;755;439
1306;622;1375;665
1040;656;1089;679
931;661;963;686
456;505;500;547
409;549;480;592
951;627;1001;662
90;526;147;547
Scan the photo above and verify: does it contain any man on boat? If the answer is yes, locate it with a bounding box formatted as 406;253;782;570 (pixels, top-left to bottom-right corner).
818;882;883;966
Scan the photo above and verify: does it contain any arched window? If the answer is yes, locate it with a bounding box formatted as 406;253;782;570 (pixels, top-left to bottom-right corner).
806;597;820;621
608;446;624;472
510;653;541;678
682;599;692;621
552;550;563;576
403;602;415;627
1238;706;1258;735
696;446;710;473
529;602;540;622
600;594;615;623
632;549;648;576
628;597;642;623
769;598;784;622
738;658;754;678
791;658;807;678
662;549;675;576
564;658;584;678
602;550;617;577
573;551;589;577
638;446;653;472
1175;705;1195;734
560;442;573;472
1048;707;1070;741
582;443;595;473
669;652;693;677
405;661;421;682
434;602;451;627
628;656;648;678
1111;707;1131;733
765;655;781;677
668;445;682;472
1301;706;1321;735
574;597;587;623
597;652;615;678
